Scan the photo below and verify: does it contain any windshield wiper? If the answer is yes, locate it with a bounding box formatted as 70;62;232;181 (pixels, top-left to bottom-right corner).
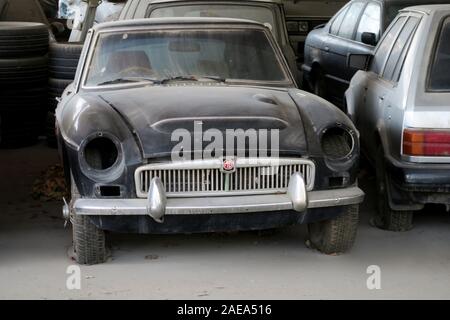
97;75;228;86
199;76;227;83
159;76;199;84
159;75;227;84
97;77;159;86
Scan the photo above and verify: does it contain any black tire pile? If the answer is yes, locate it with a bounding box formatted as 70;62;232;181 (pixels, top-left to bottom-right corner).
47;42;82;146
0;22;49;147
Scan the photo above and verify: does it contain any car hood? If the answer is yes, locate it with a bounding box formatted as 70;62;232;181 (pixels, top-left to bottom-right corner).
98;85;307;159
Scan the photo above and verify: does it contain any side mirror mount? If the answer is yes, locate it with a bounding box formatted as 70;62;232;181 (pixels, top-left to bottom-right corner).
347;53;372;71
361;32;378;46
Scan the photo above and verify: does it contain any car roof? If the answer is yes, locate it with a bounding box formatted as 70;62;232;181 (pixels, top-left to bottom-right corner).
93;17;268;32
351;0;450;4
400;3;450;14
141;0;282;4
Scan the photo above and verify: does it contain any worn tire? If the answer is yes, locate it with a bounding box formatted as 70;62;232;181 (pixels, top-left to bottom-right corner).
0;22;49;58
0;56;48;89
374;146;414;231
49;42;82;80
0;56;47;147
2;87;47;110
0;108;41;147
70;176;106;265
308;204;359;255
72;214;107;265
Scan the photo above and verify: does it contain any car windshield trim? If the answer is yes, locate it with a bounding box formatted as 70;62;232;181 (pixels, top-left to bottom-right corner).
91;77;289;89
81;26;294;90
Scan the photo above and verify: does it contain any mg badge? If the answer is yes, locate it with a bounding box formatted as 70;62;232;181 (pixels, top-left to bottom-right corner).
222;158;236;173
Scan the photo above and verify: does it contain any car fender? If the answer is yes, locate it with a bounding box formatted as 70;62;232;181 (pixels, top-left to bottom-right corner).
346;70;368;123
288;88;359;155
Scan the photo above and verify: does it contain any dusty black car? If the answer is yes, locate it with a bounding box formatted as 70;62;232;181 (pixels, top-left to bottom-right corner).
302;0;450;105
56;18;364;265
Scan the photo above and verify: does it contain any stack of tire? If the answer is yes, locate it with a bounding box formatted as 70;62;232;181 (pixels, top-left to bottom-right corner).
47;42;83;147
0;22;49;147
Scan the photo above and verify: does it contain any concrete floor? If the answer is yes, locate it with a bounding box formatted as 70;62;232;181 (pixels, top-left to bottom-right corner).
0;141;449;299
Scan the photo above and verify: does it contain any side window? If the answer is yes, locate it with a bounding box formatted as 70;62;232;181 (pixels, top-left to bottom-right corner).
371;16;406;74
337;1;365;39
382;17;419;82
429;17;450;91
356;2;381;43
330;5;349;35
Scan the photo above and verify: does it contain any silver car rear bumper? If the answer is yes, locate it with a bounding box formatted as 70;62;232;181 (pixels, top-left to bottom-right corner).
72;173;364;221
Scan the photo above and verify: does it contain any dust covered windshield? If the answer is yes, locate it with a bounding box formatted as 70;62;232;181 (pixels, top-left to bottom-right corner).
85;28;290;87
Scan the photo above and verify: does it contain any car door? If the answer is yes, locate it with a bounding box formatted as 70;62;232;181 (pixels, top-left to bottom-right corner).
359;14;420;159
323;1;366;101
351;1;382;80
321;3;350;74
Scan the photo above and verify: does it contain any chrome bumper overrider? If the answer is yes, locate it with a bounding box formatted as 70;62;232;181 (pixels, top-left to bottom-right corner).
71;173;364;222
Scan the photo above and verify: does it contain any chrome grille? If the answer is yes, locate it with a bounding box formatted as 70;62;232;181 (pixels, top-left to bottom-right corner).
135;158;315;198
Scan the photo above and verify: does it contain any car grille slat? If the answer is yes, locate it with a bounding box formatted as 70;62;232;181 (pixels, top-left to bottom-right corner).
135;158;315;198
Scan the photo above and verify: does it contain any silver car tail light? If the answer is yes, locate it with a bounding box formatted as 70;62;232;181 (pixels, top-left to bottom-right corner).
403;128;450;157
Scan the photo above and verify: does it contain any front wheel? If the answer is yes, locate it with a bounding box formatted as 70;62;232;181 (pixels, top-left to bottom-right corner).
72;214;106;265
70;175;106;265
307;204;359;255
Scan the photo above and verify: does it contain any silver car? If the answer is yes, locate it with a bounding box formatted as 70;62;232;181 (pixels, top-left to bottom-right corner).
345;4;450;231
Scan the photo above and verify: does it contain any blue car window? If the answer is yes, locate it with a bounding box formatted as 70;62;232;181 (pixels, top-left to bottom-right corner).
330;4;349;36
355;2;381;43
337;1;365;40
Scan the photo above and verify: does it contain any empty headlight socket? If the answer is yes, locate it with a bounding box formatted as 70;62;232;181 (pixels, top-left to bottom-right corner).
320;123;355;161
78;131;125;182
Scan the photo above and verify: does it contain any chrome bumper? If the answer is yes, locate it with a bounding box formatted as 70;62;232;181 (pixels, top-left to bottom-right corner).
72;173;364;221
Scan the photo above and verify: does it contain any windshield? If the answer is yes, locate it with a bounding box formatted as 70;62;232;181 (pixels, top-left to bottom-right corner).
148;4;278;40
429;17;450;91
84;28;290;87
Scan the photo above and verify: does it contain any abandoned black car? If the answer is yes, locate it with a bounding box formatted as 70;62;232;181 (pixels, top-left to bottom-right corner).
56;18;364;265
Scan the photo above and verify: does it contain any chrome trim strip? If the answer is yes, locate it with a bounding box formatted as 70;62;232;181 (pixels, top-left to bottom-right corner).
73;186;364;216
307;187;365;209
401;155;450;164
